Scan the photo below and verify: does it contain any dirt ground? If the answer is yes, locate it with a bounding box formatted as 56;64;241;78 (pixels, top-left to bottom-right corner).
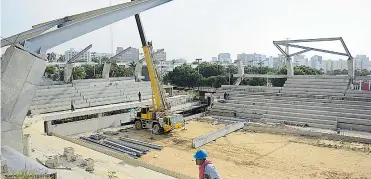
114;120;371;179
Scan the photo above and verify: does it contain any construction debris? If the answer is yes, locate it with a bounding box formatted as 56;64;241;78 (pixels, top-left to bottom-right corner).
192;122;245;148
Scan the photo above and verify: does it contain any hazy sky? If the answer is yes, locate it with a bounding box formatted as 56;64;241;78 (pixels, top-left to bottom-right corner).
1;0;371;61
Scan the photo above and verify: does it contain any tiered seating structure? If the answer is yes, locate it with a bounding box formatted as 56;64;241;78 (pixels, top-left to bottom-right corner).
30;77;152;114
211;76;371;132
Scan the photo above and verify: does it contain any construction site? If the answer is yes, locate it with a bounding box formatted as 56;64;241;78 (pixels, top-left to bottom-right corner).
1;0;371;179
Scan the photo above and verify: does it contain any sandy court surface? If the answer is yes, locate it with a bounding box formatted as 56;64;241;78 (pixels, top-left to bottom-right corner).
119;120;371;179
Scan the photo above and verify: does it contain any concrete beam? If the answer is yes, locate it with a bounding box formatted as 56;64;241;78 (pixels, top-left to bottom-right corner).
102;62;111;79
192;122;245;148
1;46;46;153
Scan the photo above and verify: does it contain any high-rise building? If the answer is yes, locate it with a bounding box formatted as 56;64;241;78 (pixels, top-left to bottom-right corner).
292;55;308;67
115;47;139;62
237;53;267;67
217;53;232;63
322;60;334;73
64;48;91;62
272;54;286;69
211;57;218;62
153;49;166;62
310;55;323;70
355;55;370;70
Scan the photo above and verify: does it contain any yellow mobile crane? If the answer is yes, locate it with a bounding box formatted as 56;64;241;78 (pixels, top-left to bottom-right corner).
132;12;184;134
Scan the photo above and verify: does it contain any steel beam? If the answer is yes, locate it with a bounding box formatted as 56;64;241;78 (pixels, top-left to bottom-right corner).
278;43;349;57
1;19;65;48
109;47;132;63
273;37;341;44
23;0;172;54
273;43;289;58
288;49;311;58
67;44;92;63
192;122;245;148
339;37;352;58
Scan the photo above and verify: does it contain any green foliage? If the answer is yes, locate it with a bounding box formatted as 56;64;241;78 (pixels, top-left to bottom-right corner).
72;66;86;80
109;63;134;77
44;66;57;75
164;64;202;87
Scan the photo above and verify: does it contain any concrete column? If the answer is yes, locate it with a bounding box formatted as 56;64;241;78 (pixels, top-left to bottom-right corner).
359;80;362;91
135;60;144;82
286;57;294;77
1;46;46;153
348;58;354;81
233;59;244;86
64;63;73;83
368;81;370;91
23;134;31;156
102;62;111;79
45;121;52;136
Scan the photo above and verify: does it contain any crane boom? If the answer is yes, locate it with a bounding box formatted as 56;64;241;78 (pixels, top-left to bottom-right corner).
134;13;168;111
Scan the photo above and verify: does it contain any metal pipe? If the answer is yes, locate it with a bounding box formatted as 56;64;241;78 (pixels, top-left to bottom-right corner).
119;137;163;150
107;139;151;152
80;137;138;157
103;140;144;155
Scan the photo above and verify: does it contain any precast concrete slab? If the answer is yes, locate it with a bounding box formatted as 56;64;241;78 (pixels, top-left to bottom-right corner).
1;46;46;153
192;122;245;148
83;92;122;99
337;123;371;132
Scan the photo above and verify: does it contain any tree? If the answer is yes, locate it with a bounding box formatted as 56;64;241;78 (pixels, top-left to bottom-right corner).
164;64;202;87
44;65;57;76
81;64;97;79
72;67;86;80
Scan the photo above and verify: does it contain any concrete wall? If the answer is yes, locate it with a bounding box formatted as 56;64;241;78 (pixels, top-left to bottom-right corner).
51;113;130;136
1;46;46;153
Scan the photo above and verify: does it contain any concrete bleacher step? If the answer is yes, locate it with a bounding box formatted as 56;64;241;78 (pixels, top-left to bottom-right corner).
214;101;370;120
337;123;371;132
37;84;72;89
30;99;87;110
227;98;371;111
283;84;348;90
284;81;348;86
279;91;345;97
229;94;371;106
225;100;371;115
282;87;346;93
31;96;85;105
263;113;337;126
262;117;336;130
33;93;81;101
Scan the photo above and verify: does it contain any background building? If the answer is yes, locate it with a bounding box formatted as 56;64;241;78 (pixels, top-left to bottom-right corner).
217;53;232;64
310;55;323;70
237;53;267;67
355;55;370;70
115;47;139;62
64;48;91;62
292;55;308;67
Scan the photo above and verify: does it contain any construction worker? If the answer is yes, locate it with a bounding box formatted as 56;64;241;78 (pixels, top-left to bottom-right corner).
194;149;222;179
138;91;141;102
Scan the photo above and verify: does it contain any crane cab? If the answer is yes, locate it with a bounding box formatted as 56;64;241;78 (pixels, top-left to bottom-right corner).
134;106;185;134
